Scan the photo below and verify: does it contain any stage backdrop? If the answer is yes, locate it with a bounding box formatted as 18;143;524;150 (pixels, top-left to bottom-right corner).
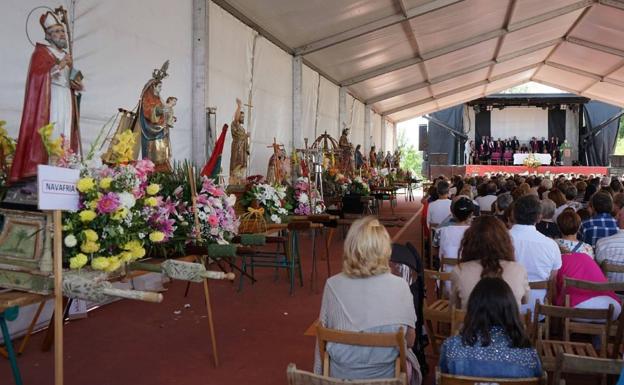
491;107;548;140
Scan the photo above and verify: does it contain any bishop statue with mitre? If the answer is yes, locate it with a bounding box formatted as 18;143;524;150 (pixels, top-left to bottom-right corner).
10;10;83;182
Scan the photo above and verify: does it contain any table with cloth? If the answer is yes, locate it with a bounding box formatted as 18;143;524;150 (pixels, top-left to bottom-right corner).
513;153;551;165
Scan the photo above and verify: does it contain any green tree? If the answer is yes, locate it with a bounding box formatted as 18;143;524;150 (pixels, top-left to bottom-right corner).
397;128;423;178
614;118;624;155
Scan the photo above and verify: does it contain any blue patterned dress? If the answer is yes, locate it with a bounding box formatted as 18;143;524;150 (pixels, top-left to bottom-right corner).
440;327;542;378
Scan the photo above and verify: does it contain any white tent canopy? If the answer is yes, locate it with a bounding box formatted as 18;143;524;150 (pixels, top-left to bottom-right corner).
217;0;624;122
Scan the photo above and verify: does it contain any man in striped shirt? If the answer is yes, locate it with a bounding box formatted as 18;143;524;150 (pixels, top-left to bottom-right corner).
596;230;624;282
580;192;619;247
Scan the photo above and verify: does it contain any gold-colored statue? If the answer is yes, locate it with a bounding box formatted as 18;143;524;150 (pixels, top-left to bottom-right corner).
229;98;250;184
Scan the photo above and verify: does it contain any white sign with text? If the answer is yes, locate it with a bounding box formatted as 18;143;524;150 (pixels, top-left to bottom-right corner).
37;165;80;211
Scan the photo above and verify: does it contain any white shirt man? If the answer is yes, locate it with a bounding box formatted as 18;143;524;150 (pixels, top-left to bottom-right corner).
510;195;562;315
595;230;624;282
510;224;561;314
427;198;451;227
475;195;497;212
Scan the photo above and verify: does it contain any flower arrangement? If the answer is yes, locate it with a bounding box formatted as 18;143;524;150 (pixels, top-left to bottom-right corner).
0;121;16;196
350;176;370;196
523;154;541;169
109;129;136;164
185;177;239;244
0;121;16;160
38;123;64;158
62;158;175;272
37;122;81;168
293;177;325;215
241;179;292;224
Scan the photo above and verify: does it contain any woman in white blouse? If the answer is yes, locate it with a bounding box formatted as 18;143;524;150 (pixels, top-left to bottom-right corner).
439;196;475;270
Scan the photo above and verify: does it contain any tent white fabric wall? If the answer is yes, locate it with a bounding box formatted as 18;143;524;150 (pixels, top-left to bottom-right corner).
318;77;339;139
384;120;395;152
208;3;292;177
301;65;318;144
372;113;382;151
0;0;194;159
301;65;340;147
346;95;365;149
208;2;254;176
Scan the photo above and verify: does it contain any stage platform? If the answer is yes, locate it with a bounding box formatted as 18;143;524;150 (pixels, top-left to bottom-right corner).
465;165;609;176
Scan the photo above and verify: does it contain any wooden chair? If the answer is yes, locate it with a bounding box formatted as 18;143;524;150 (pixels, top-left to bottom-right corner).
436;367;543;385
552;351;624;385
562;277;624;358
286;363;407;385
423;269;453;355
440;255;458;270
429;223;439;270
600;261;624;285
533;301;613;370
528;279;552;303
450;306;466;336
316;325;407;381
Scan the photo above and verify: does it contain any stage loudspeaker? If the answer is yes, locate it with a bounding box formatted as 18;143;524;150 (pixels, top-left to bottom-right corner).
430;153;448;165
418;124;428;151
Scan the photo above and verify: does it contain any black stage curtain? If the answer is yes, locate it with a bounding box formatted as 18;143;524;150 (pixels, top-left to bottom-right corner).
581;101;622;166
475;110;491;145
428;105;464;165
548;109;566;142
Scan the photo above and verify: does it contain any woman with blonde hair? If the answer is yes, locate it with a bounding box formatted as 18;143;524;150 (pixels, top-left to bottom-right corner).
314;216;421;384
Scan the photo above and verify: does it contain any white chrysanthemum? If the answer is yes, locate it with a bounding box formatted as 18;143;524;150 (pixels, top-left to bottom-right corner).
64;234;77;248
226;194;237;207
270;214;280;223
118;192;136;209
299;192;309;204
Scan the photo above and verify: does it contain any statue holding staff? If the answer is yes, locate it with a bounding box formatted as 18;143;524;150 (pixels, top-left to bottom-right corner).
11;8;83;182
229;98;250;184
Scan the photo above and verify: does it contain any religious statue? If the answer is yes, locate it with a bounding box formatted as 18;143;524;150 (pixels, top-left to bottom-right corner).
383;151;393;168
338;128;354;175
10;9;83;183
354;144;364;169
266;145;291;185
377;150;385;168
369;146;377;168
137;61;174;172
229;98;250;184
393;149;401;169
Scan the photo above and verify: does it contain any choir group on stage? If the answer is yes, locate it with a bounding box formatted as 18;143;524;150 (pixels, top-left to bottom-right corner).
467;136;563;165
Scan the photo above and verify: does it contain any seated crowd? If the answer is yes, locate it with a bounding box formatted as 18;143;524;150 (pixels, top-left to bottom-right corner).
313;172;624;385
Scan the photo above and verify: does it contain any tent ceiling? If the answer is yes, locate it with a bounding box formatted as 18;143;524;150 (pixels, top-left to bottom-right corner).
215;0;624;122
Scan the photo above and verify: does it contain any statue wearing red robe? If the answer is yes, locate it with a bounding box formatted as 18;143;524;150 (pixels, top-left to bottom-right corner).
10;43;79;182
